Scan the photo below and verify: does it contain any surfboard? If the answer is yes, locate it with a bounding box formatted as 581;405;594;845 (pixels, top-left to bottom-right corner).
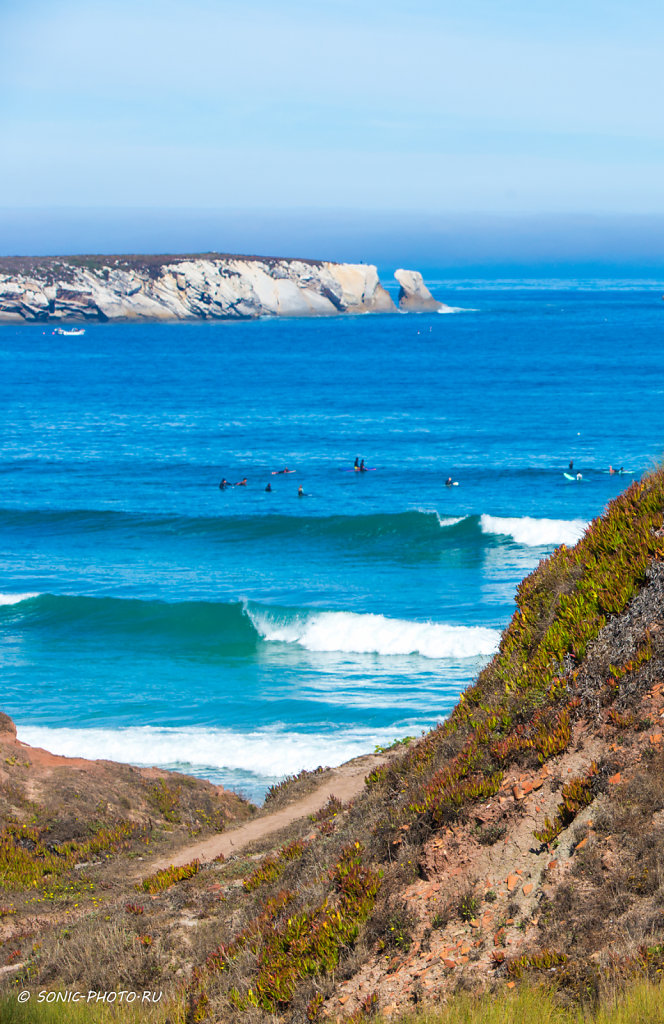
563;472;576;481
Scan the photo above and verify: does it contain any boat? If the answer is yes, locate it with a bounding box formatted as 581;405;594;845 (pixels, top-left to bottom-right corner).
53;327;86;336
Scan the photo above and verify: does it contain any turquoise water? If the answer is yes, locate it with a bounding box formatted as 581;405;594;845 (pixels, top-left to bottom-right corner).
1;284;662;800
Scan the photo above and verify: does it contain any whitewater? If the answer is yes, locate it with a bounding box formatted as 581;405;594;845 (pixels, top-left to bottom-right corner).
1;283;662;800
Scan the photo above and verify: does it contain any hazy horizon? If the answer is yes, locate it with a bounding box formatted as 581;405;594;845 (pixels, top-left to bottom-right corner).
2;1;663;277
1;208;663;281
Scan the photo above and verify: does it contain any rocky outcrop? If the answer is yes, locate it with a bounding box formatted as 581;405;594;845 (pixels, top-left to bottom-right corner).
394;268;450;312
0;253;399;322
0;712;16;740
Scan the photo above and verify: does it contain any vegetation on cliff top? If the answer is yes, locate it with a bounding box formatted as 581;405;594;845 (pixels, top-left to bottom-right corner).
0;252;325;281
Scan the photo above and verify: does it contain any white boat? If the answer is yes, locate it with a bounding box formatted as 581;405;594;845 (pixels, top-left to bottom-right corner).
53;327;86;336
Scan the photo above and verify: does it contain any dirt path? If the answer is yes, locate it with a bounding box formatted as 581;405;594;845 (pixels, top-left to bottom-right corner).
146;750;392;873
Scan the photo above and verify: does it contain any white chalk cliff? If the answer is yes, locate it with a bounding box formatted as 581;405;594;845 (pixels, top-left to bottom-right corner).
0;254;401;323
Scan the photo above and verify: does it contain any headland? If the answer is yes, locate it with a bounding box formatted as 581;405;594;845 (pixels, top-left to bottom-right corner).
0;253;447;322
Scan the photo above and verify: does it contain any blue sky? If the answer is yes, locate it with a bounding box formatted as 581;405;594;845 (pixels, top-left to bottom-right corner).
1;0;663;263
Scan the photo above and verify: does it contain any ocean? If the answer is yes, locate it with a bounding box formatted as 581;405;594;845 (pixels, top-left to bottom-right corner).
1;281;662;802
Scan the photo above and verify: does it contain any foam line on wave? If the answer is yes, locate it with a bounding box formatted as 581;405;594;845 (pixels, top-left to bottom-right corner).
0;592;40;606
0;508;591;552
244;603;499;659
479;514;588;547
412;508;466;529
15;723;435;779
0;592;499;660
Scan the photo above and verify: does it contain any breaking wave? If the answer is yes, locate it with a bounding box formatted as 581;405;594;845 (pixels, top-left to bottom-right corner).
245;605;499;659
0;592;499;661
16;723;430;782
480;514;588;547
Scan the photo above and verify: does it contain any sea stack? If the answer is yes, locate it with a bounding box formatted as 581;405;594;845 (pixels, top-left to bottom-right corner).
394;268;449;312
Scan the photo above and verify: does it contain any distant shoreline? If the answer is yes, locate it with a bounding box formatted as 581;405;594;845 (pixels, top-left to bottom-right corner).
0;252;445;323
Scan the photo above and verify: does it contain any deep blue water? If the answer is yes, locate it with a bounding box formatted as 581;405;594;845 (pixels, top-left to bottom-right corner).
1;284;662;801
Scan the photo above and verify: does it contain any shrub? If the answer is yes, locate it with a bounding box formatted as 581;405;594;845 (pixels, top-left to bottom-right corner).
242;839;308;892
458;891;480;922
0;822;136;891
138;860;200;894
534;764;597;844
147;779;181;822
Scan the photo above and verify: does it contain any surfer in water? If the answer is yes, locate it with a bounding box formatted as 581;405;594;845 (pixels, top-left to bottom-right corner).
354;457;360;471
265;482;272;492
235;478;248;487
360;459;367;472
298;484;304;496
576;472;583;481
445;476;453;486
219;478;230;490
272;467;295;475
569;459;574;470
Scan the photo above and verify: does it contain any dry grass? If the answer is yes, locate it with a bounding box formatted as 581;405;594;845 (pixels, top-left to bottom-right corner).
385;980;664;1023
3;979;663;1024
261;765;331;812
0;992;183;1024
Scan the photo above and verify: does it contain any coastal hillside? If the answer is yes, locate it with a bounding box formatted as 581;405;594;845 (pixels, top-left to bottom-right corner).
3;470;664;1021
0;254;444;322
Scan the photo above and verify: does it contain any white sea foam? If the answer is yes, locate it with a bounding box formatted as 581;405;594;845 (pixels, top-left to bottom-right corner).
480;514;588;547
16;724;429;780
435;514;465;528
437;305;478;314
412;508;465;529
246;606;499;660
0;592;40;606
415;509;465;528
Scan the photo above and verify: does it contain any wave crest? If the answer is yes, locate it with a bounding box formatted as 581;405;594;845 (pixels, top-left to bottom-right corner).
480;514;588;547
245;605;499;659
1;592;499;661
0;507;590;553
0;592;40;606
